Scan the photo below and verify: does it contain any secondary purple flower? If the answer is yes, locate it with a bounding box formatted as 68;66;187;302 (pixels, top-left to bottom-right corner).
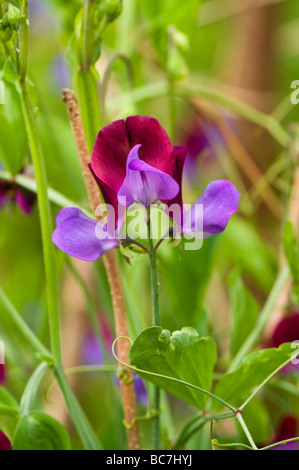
181;120;225;182
52;207;119;262
0;364;5;385
269;416;298;450
0;166;36;215
271;313;299;374
0;431;12;450
90;115;186;215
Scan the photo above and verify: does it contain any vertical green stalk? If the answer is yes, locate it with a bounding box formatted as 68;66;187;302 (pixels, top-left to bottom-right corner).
148;220;161;450
235;413;258;450
75;0;102;152
17;1;101;449
20;86;62;363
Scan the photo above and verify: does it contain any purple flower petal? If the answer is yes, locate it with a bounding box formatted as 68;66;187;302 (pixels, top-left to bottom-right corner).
117;145;180;207
0;364;5;385
90;116;184;211
81;327;104;365
53;208;119;262
15;189;34;215
0;431;12;450
270;415;298;450
183;180;240;237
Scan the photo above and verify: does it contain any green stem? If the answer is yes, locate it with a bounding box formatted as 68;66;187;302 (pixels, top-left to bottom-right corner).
0;285;51;358
16;5;102;449
20;85;62;364
75;68;102;152
0;170;93;217
235;412;258;450
18;1;28;83
177;82;290;147
229;265;290;372
20;362;49;415
54;364;101;450
239;348;299;412
174;411;235;449
148;221;161;450
108;80;290;147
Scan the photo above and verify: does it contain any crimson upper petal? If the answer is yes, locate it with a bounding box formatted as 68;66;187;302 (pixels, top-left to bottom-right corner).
90;115;186;210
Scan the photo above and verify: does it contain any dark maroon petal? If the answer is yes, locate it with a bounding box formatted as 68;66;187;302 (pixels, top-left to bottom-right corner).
0;191;10;210
0;431;12;450
0;364;5;385
165;145;186;208
269;415;299;450
125;116;174;172
91;120;131;192
88;163;119;222
15;189;34;215
272;313;299;348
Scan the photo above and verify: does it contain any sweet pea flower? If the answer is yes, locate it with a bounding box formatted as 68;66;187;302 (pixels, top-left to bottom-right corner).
0;165;36;215
52;115;240;261
0;431;12;450
90;115;186;215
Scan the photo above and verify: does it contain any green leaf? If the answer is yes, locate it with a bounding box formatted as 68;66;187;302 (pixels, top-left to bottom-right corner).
0;78;28;175
213;343;296;411
3;57;19;83
283;220;299;283
129;326;217;409
229;266;259;357
0;386;19;416
221;218;277;292
13;411;71;450
238;399;271;446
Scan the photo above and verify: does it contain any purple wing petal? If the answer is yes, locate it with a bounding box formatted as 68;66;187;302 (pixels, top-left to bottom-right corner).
184;180;240;237
117;145;180;207
53;208;119;262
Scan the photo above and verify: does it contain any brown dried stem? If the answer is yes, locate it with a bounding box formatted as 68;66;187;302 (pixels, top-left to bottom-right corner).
61;88;140;450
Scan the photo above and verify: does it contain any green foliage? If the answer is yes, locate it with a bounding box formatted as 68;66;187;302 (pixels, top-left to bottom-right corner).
129;326;217;410
213;343;296;411
283;220;299;303
13;411;71;450
0;3;23;43
228;266;259;358
0;78;28;175
0;386;19;416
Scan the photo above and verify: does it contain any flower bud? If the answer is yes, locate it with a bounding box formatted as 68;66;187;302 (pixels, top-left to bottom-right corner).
96;0;122;24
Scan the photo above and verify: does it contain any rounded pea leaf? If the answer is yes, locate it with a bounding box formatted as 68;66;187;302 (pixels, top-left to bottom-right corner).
13;411;71;450
0;386;19;416
213;343;297;411
129;326;217;410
